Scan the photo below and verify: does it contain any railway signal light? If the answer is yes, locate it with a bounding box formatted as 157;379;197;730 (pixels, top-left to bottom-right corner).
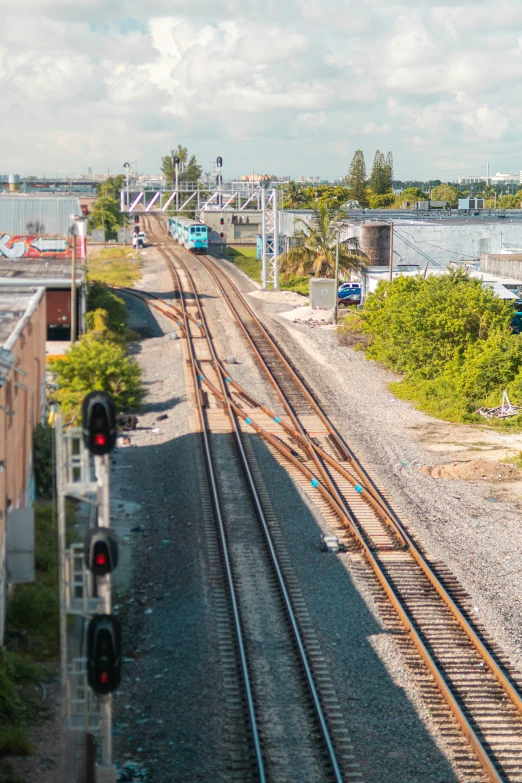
220;218;224;225
220;232;224;239
87;614;122;695
134;215;139;224
85;528;118;576
82;392;117;456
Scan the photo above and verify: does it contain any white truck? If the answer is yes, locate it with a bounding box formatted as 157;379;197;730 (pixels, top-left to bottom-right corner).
132;231;147;249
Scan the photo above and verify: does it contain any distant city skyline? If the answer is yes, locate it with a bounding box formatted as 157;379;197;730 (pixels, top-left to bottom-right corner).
3;1;521;183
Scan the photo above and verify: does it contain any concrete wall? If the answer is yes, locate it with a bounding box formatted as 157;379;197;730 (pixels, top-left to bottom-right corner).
480;253;522;280
200;210;262;244
0;289;46;641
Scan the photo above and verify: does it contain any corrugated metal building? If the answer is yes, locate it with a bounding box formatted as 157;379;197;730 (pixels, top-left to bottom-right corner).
0;196;86;260
0;196;81;234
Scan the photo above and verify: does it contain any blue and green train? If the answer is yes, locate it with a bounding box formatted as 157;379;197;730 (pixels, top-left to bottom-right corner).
168;217;208;254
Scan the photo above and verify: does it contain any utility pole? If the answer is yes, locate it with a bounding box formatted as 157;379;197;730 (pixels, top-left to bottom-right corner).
333;232;340;325
217;157;223;208
70;224;77;343
388;221;394;282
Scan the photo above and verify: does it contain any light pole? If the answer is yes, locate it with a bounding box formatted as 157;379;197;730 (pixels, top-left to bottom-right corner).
123;163;130;245
217;156;223;207
173;156;180;212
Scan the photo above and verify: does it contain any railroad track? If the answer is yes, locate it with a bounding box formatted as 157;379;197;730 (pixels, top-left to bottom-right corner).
140;216;522;782
136;216;360;782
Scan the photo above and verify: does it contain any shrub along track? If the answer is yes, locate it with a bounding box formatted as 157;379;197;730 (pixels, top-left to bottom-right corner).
132;217;361;782
141;216;522;782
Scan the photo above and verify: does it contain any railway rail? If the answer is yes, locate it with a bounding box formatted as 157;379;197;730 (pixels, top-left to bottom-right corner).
139;215;522;782
134;217;359;781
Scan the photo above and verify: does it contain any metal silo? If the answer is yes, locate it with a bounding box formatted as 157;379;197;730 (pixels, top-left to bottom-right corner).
8;174;20;193
360;221;391;266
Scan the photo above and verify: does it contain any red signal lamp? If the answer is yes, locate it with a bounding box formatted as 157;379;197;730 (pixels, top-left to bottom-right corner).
94;433;107;447
85;528;118;576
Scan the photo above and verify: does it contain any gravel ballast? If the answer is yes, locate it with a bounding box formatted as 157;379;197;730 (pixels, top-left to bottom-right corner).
212;255;522;679
112;240;522;783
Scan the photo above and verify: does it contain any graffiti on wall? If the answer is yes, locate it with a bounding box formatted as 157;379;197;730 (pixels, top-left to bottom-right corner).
0;233;84;259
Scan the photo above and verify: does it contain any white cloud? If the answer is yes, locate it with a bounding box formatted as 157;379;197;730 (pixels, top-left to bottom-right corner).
0;0;521;179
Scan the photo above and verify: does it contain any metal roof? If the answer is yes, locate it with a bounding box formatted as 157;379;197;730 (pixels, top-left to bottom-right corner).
0;259;84;284
0;196;82;235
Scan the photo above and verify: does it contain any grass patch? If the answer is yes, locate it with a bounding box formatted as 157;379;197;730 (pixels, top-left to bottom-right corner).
87;247;142;287
6;501;77;659
338;312;371;350
0;649;46;758
502;452;522;468
224;246;262;283
221;246;309;296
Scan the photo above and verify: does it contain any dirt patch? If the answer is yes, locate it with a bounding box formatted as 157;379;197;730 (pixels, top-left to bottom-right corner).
421;459;522;482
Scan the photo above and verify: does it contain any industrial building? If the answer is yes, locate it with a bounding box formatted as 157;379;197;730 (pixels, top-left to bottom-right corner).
0;197;86;341
0;287;46;642
0;260;85;341
200;209;262;244
480;252;522;281
278;210;522;269
0;196;86;260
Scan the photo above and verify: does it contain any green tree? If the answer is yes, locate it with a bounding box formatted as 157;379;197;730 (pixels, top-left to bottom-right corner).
369;150;394;196
346;150;368;207
430;184;459;207
368;192;395;209
161;145;202;187
88;175;125;239
49;334;144;422
361;270;513;379
87;197;123;239
393;187;428;208
279;205;368;278
97;175;125;200
283;181;308;209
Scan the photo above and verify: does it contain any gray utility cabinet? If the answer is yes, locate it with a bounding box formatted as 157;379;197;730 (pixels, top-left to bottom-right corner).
309;278;336;309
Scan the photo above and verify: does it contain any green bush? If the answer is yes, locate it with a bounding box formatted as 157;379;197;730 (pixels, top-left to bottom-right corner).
7;504;59;657
356;270;522;424
87;282;127;333
361;270;513;379
48;334;144;422
0;649;43;757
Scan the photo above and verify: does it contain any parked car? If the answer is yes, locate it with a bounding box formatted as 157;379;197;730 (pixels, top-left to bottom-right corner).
338;282;361;306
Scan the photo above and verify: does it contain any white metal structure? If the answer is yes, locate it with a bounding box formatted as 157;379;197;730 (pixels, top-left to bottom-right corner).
261;188;280;289
120;182;266;215
56;418;116;782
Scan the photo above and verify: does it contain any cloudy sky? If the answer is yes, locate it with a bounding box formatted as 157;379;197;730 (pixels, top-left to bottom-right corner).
1;0;520;181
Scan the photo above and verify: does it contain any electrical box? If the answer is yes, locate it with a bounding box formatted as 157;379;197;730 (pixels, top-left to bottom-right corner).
309;278;336;309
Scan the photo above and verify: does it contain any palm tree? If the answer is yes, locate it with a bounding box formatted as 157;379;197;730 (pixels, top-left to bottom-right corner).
279;205;368;278
283;181;307;209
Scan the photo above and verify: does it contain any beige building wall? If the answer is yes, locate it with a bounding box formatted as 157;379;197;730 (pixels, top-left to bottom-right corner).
0;289;46;640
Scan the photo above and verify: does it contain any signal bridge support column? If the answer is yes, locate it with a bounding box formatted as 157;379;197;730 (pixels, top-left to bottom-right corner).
94;454;114;780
